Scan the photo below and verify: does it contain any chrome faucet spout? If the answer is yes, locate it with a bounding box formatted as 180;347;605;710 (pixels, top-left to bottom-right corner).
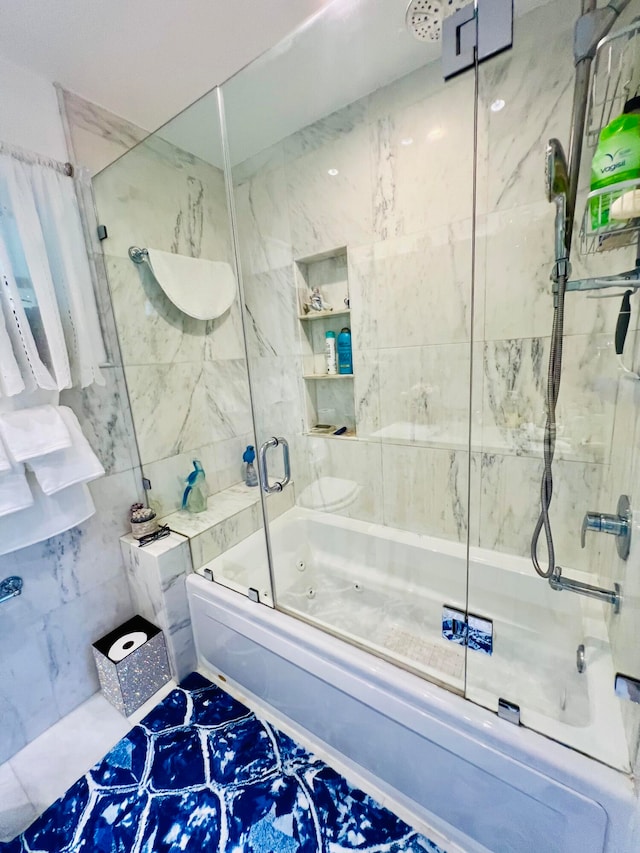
550;568;622;613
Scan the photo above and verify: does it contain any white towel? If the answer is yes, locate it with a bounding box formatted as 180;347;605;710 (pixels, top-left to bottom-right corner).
0;404;71;461
0;472;95;556
0;460;34;517
27;406;105;495
146;248;236;320
0;434;11;474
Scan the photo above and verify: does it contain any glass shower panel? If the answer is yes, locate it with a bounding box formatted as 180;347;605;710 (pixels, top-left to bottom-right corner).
92;90;272;602
468;0;640;772
222;0;476;693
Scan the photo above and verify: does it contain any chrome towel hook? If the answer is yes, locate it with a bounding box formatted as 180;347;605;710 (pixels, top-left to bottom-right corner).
128;246;149;265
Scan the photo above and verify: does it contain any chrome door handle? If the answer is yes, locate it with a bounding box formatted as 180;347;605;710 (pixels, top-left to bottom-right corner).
257;436;291;494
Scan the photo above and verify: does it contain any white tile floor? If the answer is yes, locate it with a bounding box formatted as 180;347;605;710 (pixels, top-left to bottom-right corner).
0;681;176;842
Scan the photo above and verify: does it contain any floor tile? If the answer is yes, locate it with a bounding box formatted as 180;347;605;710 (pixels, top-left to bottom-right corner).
0;763;37;842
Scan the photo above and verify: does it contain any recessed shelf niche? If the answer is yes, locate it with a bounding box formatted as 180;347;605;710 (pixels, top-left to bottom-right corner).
295;247;355;437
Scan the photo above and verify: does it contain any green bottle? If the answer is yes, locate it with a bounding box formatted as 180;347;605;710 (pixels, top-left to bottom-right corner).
590;97;640;229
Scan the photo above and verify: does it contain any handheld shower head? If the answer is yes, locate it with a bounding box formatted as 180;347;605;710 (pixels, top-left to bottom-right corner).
546;138;570;259
546;138;570;202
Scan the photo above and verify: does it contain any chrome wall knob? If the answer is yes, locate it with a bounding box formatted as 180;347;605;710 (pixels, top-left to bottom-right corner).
580;494;631;560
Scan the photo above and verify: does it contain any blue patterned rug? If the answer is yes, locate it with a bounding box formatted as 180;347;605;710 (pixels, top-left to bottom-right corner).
1;673;445;852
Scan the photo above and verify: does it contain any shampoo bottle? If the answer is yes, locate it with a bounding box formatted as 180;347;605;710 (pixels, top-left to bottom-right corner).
337;327;353;374
590;97;640;228
325;330;337;374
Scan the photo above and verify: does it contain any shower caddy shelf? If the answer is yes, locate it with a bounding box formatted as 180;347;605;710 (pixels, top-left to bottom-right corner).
575;19;640;276
579;179;640;257
586;18;640;148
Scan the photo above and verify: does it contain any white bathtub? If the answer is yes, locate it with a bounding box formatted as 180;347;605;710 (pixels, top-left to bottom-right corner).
187;508;639;853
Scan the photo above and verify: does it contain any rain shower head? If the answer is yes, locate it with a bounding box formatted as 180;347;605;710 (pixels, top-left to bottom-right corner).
545;138;569;203
405;0;467;42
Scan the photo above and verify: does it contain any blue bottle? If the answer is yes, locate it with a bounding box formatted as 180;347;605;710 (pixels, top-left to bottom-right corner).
243;445;258;487
337;327;353;374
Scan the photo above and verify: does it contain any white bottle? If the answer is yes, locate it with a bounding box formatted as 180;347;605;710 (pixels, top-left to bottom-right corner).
325;331;337;374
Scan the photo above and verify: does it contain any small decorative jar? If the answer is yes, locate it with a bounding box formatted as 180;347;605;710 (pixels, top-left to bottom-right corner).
130;503;158;540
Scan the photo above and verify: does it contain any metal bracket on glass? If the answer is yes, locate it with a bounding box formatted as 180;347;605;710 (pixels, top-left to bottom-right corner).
443;0;513;80
566;264;640;293
0;575;23;605
257;436;291;494
498;698;520;725
615;672;640;704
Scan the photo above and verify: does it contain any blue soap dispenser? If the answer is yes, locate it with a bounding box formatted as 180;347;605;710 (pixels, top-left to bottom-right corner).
243;445;258;487
182;460;207;513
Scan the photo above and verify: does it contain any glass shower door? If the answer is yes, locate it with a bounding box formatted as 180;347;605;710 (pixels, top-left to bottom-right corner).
467;0;640;772
222;0;477;694
92;89;273;603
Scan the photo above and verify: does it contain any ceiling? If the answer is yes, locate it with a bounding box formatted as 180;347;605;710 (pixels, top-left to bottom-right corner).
157;0;443;167
1;0;557;169
141;0;553;168
0;0;335;132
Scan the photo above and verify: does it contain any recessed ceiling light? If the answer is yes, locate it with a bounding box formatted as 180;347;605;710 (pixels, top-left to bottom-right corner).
327;168;339;176
491;98;506;112
400;137;414;146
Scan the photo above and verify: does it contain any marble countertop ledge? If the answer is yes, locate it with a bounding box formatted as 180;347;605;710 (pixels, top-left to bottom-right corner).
161;483;263;539
120;530;188;557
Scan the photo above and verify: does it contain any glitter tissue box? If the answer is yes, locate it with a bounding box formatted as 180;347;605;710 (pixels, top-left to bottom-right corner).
92;615;171;716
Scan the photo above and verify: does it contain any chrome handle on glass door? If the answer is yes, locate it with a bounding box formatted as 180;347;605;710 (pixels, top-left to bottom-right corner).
257;437;291;494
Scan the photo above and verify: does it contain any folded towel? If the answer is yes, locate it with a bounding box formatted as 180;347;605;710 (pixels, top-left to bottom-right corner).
27;406;105;495
0;405;71;461
0;472;95;556
146;248;236;320
0;460;34;517
0;434;11;474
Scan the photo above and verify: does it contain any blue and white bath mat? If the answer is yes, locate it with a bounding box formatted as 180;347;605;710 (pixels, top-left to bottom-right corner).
1;673;445;852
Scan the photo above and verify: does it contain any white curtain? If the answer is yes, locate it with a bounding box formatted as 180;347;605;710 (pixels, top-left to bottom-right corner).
0;151;106;394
